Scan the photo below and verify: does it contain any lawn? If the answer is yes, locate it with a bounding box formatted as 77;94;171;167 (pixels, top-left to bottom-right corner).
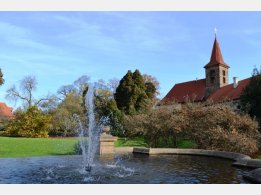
0;137;78;158
2;136;260;159
114;137;197;149
114;137;148;147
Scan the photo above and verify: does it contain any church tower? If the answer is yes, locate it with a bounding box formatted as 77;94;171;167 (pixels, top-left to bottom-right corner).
204;36;229;97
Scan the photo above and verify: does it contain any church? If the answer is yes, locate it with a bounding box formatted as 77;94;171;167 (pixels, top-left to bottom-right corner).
159;36;251;107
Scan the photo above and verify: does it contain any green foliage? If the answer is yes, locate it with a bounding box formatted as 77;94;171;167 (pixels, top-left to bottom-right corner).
0;137;78;158
114;137;148;147
50;93;84;136
176;139;197;149
123;104;261;155
114;137;196;149
145;81;157;100
114;70;135;115
4;106;51;138
94;87;124;137
0;68;4;86
114;69;156;115
241;74;261;130
143;74;160;105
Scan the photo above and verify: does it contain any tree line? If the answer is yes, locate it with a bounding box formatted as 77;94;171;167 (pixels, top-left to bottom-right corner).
1;69;159;138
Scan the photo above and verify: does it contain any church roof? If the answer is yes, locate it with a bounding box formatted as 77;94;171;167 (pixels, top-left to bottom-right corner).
206;77;251;103
204;37;229;69
160;79;206;105
159;77;251;106
0;102;13;119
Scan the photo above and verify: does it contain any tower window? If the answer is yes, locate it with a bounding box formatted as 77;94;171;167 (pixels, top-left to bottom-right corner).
211;77;215;84
210;70;215;77
223;70;226;76
223;77;226;84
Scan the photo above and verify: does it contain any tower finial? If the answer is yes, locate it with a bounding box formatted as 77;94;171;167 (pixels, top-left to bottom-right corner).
214;27;217;38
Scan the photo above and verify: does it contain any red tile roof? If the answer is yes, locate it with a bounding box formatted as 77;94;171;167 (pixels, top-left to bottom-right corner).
207;77;251;103
160;79;206;105
204;37;229;69
0;102;13;119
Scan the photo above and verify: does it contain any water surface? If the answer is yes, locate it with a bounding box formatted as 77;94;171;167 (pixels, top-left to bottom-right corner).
0;154;251;184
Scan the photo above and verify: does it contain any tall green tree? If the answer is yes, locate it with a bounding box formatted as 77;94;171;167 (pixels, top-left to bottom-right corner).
114;70;135;115
241;67;261;130
132;70;150;112
114;69;157;115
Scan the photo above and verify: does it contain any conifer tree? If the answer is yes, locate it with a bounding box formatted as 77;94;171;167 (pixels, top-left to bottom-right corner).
114;69;155;115
114;70;134;114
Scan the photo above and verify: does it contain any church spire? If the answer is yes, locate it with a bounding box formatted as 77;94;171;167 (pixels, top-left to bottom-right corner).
204;36;229;68
204;34;230;97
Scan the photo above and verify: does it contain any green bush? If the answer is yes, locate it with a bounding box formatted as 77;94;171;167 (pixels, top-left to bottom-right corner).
241;74;261;132
4;106;51;138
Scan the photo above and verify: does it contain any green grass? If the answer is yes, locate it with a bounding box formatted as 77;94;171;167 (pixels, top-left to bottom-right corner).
0;137;78;158
176;139;197;149
115;137;197;149
115;137;148;148
0;136;197;158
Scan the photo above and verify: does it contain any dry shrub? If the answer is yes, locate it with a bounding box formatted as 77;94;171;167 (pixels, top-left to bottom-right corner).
122;103;261;155
192;126;258;155
123;108;185;147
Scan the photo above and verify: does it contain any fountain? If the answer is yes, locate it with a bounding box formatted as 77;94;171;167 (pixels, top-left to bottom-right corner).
84;84;99;172
76;84;118;172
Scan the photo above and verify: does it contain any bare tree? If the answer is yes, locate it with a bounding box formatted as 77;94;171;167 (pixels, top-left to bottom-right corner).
38;94;59;112
6;76;50;109
57;84;75;98
108;78;119;94
94;79;107;90
73;75;90;95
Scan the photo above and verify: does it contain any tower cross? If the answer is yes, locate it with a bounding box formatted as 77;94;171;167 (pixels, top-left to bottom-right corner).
214;28;218;37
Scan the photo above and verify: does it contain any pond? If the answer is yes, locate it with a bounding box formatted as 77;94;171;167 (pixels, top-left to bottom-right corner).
0;154;252;184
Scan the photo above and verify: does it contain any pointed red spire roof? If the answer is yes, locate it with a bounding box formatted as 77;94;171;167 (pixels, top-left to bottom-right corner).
204;37;229;68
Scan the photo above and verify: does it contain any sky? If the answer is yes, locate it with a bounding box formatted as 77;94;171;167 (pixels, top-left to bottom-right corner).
0;12;261;109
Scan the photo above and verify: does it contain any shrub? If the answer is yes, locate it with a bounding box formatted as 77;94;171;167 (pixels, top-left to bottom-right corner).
122;103;261;155
4;106;51;138
191;126;258;154
123;108;186;148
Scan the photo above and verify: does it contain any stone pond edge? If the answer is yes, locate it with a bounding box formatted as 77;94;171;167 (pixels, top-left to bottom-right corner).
114;147;261;183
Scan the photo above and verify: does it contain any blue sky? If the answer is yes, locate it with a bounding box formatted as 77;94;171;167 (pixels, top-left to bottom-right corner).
0;12;261;108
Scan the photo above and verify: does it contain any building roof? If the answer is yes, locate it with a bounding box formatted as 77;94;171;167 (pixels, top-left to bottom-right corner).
204;37;229;69
207;77;251;103
160;79;206;105
0;102;13;119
